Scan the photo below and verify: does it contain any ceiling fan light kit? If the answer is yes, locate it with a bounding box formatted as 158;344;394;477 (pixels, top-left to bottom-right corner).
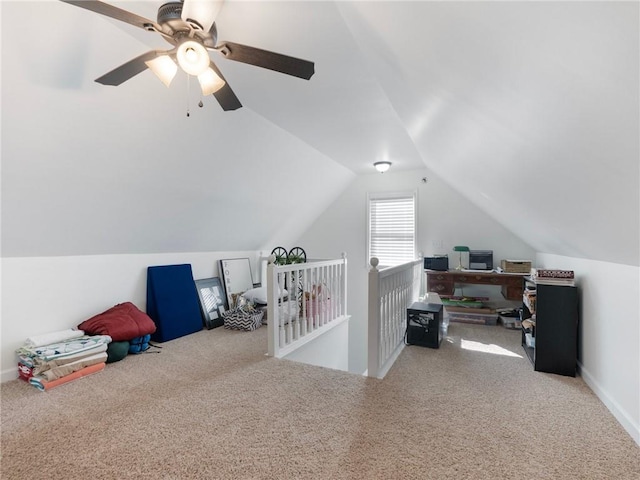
198;68;225;95
59;0;316;111
176;40;209;76
145;55;178;87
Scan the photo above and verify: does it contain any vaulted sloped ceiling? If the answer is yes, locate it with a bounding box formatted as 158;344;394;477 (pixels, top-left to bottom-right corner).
2;1;638;266
336;1;639;267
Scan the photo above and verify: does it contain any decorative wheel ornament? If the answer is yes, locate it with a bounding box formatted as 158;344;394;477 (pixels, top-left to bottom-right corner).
288;247;307;264
271;247;288;265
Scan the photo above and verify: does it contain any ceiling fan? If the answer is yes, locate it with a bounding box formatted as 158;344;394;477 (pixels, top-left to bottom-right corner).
59;0;315;111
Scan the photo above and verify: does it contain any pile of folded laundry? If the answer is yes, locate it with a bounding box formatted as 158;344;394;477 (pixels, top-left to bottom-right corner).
16;329;111;391
16;302;159;391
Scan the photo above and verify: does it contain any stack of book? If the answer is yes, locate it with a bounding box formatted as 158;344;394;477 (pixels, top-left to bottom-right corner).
530;268;575;286
523;287;537;312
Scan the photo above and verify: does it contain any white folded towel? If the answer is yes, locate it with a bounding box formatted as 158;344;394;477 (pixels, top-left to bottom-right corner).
24;328;85;348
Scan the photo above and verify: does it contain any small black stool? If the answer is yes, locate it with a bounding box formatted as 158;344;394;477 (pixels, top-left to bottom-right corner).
406;302;444;348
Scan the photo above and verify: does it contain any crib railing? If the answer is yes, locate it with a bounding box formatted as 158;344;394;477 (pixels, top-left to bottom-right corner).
367;257;423;379
267;254;349;358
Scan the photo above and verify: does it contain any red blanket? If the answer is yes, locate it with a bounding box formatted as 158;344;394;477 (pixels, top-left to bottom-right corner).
78;302;156;342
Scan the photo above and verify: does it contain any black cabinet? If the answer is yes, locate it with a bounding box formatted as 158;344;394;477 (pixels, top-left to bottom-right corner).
521;277;578;376
407;302;443;349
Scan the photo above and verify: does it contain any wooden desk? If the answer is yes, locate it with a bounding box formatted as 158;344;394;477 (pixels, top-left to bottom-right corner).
426;270;525;300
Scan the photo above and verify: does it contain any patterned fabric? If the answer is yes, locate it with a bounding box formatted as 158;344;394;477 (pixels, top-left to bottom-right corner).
38;352;108;381
19;343;109;375
222;308;264;331
17;335;112;362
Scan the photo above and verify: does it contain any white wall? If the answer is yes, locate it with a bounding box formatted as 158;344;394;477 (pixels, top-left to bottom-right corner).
295;167;536;374
536;253;640;445
284;320;349;372
1;250;260;382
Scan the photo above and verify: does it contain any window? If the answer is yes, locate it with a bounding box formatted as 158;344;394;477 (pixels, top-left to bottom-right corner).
367;192;417;267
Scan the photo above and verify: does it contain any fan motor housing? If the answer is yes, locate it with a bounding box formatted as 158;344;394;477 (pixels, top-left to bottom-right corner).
157;1;216;45
157;2;183;24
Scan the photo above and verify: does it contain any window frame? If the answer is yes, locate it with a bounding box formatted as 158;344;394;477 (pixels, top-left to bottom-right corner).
366;190;418;269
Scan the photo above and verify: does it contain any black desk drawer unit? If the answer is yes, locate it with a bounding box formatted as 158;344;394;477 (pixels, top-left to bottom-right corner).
406;302;444;349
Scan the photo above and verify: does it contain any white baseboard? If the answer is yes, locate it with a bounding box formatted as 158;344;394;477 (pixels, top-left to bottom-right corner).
578;362;640;446
374;342;405;379
1;367;19;383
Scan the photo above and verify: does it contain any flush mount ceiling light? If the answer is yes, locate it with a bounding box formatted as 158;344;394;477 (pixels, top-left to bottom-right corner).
374;161;392;173
59;0;316;111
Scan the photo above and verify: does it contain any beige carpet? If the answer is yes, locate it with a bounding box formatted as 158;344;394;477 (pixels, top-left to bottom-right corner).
1;322;638;479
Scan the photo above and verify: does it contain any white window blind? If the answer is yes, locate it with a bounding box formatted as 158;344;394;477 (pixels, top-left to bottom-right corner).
368;193;416;267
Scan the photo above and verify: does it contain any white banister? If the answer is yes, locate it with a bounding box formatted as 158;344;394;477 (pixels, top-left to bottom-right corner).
267;254;349;358
368;258;381;378
368;257;423;379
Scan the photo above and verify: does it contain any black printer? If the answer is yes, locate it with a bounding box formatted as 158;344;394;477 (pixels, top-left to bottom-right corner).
469;250;493;270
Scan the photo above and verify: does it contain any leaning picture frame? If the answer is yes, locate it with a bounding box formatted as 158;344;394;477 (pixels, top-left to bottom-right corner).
194;277;227;329
219;258;255;308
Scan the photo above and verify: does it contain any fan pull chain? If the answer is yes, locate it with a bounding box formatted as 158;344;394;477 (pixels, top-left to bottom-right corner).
186;75;191;117
186;78;204;115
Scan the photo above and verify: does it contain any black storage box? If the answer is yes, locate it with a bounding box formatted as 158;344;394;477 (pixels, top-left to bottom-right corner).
406;302;444;349
424;256;448;271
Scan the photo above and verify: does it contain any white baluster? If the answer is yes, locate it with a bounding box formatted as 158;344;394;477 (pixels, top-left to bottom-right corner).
300;268;307;337
294;267;301;340
286;271;293;344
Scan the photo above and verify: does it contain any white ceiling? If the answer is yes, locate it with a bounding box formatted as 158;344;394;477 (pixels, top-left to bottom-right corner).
1;1;638;266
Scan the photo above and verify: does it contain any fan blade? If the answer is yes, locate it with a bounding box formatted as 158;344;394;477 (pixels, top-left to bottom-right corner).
181;0;224;32
60;0;161;32
207;61;242;111
202;22;218;49
217;42;315;80
96;51;166;86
